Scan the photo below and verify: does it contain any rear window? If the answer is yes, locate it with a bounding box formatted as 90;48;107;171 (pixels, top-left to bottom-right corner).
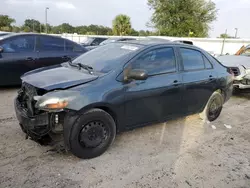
65;40;84;52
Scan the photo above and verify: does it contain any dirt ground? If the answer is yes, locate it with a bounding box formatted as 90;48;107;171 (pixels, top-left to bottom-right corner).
0;88;250;188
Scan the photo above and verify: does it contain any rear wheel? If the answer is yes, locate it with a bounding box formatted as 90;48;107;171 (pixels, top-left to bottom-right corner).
200;91;223;122
69;109;116;159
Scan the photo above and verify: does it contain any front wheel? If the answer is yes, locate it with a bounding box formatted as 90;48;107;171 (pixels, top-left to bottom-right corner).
200;91;223;122
69;109;116;159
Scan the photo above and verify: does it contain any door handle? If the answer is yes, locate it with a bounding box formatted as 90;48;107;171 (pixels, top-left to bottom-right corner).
173;80;179;86
209;75;214;80
26;57;34;61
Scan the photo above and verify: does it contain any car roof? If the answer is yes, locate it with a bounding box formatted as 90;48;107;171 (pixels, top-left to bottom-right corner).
118;38;193;47
1;33;64;40
0;33;84;45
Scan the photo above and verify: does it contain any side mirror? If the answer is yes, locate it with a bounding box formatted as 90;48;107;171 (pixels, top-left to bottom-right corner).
0;46;4;53
127;69;148;81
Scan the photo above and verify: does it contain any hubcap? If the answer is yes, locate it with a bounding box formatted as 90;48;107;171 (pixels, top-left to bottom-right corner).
79;121;108;148
208;98;222;119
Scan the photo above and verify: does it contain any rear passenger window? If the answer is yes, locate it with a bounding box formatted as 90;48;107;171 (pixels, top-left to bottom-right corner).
203;55;213;69
65;40;83;52
39;36;64;51
180;48;205;71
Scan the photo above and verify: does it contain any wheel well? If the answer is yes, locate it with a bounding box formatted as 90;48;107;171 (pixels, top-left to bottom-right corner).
95;106;118;127
215;89;222;93
215;89;225;100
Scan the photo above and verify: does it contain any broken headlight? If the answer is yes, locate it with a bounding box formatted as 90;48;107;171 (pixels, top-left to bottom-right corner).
35;90;80;111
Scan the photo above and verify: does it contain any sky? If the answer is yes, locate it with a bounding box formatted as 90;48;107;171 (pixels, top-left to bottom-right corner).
1;0;250;38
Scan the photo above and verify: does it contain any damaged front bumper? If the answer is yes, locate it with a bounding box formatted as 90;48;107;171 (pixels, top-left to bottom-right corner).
15;97;50;138
14;97;77;149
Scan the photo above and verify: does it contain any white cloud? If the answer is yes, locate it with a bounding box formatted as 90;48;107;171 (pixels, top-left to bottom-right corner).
6;0;75;10
55;2;76;10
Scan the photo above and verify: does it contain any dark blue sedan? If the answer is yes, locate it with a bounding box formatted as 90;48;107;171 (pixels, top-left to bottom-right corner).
15;40;233;159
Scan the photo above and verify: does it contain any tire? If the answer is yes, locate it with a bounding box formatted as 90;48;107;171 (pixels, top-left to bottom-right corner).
69;108;116;159
199;91;223;122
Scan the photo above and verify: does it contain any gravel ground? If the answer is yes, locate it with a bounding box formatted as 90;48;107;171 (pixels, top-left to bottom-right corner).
0;88;250;188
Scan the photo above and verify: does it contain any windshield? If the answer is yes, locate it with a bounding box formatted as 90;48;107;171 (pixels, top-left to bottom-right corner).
72;42;141;73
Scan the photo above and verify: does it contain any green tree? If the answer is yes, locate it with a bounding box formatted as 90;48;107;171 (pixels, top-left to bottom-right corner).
51;25;62;34
112;14;132;36
21;26;31;32
75;26;88;34
86;31;96;35
0;15;15;30
12;26;21;32
107;30;113;36
23;19;41;32
139;30;147;36
130;29;139;36
148;0;217;37
60;23;74;33
1;26;11;32
218;33;234;38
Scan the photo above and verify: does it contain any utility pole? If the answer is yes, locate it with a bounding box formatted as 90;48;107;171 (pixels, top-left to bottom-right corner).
235;28;238;38
32;20;35;32
45;7;49;33
221;29;227;55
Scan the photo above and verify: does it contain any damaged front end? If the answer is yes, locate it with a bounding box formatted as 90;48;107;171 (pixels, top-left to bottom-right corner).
14;82;76;144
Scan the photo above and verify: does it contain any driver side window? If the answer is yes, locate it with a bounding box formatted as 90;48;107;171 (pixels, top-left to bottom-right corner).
130;47;176;75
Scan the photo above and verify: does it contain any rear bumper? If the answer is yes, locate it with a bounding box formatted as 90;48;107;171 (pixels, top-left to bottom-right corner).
224;83;234;103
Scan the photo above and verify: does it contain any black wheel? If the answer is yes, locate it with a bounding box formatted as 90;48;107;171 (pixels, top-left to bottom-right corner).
200;92;223;122
69;109;116;159
19;123;27;134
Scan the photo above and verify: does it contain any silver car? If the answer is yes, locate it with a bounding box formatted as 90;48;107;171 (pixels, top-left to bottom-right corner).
217;55;250;89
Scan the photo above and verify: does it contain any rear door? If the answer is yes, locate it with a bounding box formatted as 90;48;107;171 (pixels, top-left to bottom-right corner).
178;47;217;114
123;46;183;127
0;35;37;85
36;35;66;68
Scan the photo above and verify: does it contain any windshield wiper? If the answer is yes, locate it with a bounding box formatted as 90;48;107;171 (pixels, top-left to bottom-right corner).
77;63;94;74
68;59;80;69
68;59;94;74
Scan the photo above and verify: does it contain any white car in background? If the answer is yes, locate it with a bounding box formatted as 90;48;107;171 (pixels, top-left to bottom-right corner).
217;55;250;90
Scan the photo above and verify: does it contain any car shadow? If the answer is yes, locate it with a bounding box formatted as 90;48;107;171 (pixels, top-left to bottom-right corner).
233;89;250;99
0;85;20;90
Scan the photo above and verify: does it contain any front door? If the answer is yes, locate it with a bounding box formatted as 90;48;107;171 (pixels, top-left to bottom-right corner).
0;35;37;85
123;46;183;128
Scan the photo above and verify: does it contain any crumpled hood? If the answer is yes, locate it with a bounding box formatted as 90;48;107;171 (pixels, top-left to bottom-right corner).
21;65;98;90
217;55;250;69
